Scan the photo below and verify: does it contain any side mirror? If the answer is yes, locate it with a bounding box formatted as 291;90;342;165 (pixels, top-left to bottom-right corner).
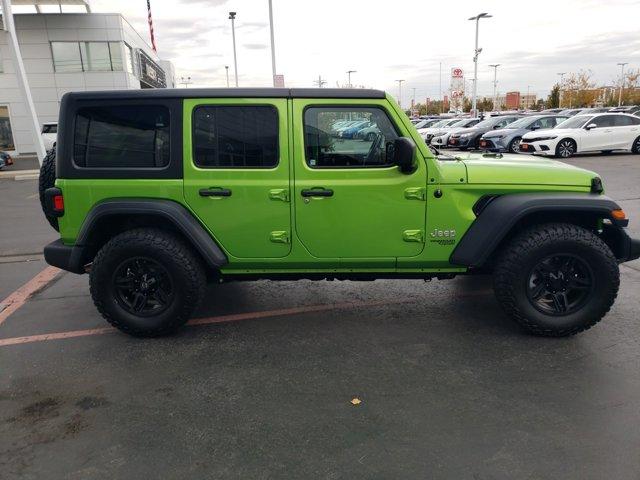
390;137;417;174
530;125;540;130
585;123;597;130
493;124;501;129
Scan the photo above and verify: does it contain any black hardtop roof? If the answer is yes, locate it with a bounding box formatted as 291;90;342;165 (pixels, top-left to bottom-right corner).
62;88;386;101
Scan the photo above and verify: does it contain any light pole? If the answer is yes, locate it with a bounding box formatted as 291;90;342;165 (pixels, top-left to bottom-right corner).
180;76;192;88
395;79;405;109
617;62;628;107
489;63;500;111
346;70;356;88
557;72;566;107
225;66;230;87
526;85;531;109
268;0;277;86
469;12;492;116
228;11;239;87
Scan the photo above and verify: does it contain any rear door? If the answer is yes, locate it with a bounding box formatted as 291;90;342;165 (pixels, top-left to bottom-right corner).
612;114;640;149
183;98;292;258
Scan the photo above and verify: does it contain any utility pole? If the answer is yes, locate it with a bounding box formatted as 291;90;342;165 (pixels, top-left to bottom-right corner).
557;72;566;108
526;85;531;109
395;79;405;109
469;12;492;117
179;76;192;88
489;64;500;111
617;62;628;107
268;0;277;86
412;87;416;112
346;70;356;88
228;12;239;87
225;66;229;87
314;75;327;88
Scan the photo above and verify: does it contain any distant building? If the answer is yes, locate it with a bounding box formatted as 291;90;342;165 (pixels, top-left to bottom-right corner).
0;9;174;154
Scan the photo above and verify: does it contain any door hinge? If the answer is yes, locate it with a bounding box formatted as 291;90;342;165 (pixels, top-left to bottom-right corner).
402;229;424;243
269;231;290;244
269;188;289;202
404;187;426;201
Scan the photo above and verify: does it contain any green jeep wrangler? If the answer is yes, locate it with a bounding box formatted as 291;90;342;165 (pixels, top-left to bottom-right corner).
39;88;640;337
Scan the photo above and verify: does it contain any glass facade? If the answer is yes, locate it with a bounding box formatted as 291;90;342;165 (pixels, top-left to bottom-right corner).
51;42;126;72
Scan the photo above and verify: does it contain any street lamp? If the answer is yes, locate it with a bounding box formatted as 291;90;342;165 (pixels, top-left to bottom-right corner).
526;85;532;109
557;72;566;107
225;66;230;87
268;0;277;86
395;79;405;108
228;11;239;87
180;76;192;88
489;64;500;111
468;12;492;116
617;62;628;107
347;70;356;88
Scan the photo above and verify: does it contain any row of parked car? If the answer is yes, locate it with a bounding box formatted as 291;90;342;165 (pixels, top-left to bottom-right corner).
413;105;640;158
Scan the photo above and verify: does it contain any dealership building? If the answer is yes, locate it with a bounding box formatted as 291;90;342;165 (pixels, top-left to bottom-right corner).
0;0;175;155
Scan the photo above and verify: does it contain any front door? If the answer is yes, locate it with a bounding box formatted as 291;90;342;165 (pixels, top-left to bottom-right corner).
292;101;427;265
183;99;292;258
581;115;614;152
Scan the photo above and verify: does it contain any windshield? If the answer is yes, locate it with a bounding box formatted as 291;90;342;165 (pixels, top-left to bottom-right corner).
429;120;451;128
449;119;470;128
474;117;502;129
505;117;534;129
556;115;593;129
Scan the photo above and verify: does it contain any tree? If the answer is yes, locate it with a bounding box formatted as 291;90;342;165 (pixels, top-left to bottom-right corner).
546;84;560;108
561;70;598;107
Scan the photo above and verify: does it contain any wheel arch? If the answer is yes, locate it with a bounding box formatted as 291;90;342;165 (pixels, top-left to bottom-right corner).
75;199;228;273
450;193;628;268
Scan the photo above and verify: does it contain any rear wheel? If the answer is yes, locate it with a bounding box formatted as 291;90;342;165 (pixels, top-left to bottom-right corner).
493;223;619;336
90;228;206;337
555;138;576;158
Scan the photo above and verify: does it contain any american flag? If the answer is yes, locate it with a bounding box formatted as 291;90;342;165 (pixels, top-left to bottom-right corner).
147;0;157;52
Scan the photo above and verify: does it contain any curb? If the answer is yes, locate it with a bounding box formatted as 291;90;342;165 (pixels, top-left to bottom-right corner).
0;169;39;180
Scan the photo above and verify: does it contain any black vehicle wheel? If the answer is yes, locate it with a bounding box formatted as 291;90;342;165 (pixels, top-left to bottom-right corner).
38;146;59;231
632;136;640;154
508;137;522;153
493;223;619;337
90;228;206;337
555;138;576;158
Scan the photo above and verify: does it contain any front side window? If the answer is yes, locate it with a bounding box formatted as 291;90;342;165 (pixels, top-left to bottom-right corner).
193;106;279;168
304;107;399;168
73;105;170;168
591;115;615;128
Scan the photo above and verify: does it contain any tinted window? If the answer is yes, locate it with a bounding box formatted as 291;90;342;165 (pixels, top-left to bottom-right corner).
592;115;615;127
193;106;278;168
304;107;399;168
612;115;640;126
74;105;170;168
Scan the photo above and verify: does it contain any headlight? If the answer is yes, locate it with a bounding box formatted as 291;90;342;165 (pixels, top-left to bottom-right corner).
459;133;472;138
528;136;557;142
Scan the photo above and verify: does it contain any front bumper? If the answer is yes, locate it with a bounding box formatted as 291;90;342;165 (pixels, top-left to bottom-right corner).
518;140;554;155
431;135;450;147
448;136;474;148
619;231;640;262
44;239;87;274
478;138;507;152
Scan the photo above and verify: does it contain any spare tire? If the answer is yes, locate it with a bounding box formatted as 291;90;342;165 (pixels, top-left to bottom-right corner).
38;146;59;231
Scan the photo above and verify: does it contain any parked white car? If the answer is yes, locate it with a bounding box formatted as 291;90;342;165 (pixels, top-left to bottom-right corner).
41;123;57;151
520;113;640;158
418;118;460;143
430;118;481;148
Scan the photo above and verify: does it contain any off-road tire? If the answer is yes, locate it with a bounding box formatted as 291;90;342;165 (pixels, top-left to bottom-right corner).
508;136;522;153
38;146;58;231
90;228;206;337
493;223;619;337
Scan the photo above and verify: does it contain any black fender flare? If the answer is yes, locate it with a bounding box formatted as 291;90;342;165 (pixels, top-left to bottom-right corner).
48;199;228;273
450;193;624;267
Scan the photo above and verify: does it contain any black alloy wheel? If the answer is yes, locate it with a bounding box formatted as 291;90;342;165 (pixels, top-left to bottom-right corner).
112;257;174;317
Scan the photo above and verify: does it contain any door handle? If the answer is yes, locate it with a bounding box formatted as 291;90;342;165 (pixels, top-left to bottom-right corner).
199;187;232;197
301;188;334;198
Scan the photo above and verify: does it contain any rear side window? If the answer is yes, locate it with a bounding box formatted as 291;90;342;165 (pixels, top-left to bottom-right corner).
73;105;170;168
613;115;640;126
193;106;279;168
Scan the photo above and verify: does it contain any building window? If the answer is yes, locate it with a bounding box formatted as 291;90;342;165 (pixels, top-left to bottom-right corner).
51;42;83;72
73;105;170;168
193;106;279;168
0;106;15;150
51;41;127;72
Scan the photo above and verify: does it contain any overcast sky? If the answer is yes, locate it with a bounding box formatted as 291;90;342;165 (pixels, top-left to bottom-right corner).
88;0;638;102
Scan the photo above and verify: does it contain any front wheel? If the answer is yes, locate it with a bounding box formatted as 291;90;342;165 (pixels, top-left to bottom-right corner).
90;228;206;337
632;136;640;154
555;138;576;158
508;137;522;153
493;223;619;336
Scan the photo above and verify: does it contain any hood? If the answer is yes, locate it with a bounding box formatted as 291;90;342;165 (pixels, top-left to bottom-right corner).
459;153;597;187
522;128;574;140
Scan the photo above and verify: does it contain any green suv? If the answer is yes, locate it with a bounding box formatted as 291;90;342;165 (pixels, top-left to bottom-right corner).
39;88;640;337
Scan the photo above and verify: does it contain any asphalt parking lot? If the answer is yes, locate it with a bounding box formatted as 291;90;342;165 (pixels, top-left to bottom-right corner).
1;153;639;479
